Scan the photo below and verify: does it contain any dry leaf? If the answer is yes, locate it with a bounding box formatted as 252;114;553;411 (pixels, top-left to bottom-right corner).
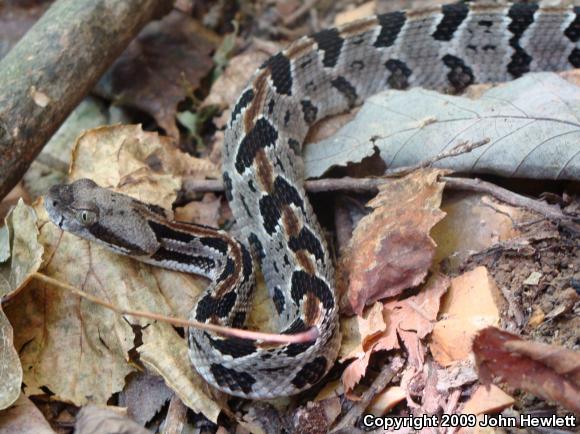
430;267;505;366
461;384;515;416
366;386;406;415
0;394;55;434
341;273;448;394
74;405;150;434
5;127;222;421
473;327;580;413
305;73;580;181
0;200;42;410
95;11;216;138
342;169;446;315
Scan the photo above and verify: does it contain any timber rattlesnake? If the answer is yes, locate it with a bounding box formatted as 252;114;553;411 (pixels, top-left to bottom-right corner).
45;3;579;399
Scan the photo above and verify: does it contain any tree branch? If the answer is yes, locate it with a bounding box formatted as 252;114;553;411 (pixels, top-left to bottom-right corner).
0;0;172;200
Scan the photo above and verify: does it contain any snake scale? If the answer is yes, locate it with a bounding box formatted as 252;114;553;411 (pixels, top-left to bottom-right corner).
44;3;579;399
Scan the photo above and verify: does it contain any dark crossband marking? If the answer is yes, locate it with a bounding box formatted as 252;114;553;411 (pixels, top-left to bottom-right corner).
273;287;285;314
432;3;469;41
284;341;312;357
291;356;327;388
507;3;538;77
240;245;253;283
442;54;474;91
88;223;147;255
331;76;358;108
312;28;344;68
263;52;293;95
231;88;254;122
148;220;195;244
301;100;318;124
374;11;406;47
217;258;236;283
291;270;335;310
565;7;580;42
152;247;215;271
248;233;265;263
222;171;233;201
206;333;257;358
200;237;229;255
288;226;325;262
259;176;306;235
385;59;412;89
231;311;246;328
210;364;256;395
235;118;279;174
195;291;237;322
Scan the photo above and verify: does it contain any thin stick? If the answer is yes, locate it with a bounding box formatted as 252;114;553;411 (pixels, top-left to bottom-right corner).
32;272;318;344
282;0;320;26
183;175;575;227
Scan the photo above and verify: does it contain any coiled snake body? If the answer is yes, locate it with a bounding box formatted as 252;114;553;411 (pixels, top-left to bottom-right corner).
45;3;579;399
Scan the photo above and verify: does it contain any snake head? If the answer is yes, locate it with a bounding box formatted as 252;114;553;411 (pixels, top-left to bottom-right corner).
44;178;160;256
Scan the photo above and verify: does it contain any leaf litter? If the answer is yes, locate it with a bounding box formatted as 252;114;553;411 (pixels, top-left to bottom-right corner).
0;1;579;432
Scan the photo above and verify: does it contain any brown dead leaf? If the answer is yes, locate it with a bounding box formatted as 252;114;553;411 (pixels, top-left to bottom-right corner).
461;384;515;416
0;394;55;434
431;267;505;366
341;273;449;394
74;405;150;434
473;327;580;413
4;127;222;421
96;11;216;138
342;169;446;315
174;193;221;227
70;124;218;209
202;49;275;130
366;386;406;415
0;201;42;410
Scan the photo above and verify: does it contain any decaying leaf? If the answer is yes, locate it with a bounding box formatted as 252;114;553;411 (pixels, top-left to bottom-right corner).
430;267;505;366
461;384;514;416
341;169;446;315
341;273;449;394
0;200;43;410
0;394;55;434
4;126;222;422
74;405;150;434
305;73;580;181
96;11;216;138
473;327;580;413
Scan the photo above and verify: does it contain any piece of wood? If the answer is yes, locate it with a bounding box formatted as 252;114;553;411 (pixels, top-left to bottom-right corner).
0;0;172;200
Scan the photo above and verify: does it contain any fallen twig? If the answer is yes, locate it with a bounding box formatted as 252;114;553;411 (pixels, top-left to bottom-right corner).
331;356;404;434
183;175;577;229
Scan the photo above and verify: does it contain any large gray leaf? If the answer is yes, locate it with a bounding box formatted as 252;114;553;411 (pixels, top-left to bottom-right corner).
304;73;580;180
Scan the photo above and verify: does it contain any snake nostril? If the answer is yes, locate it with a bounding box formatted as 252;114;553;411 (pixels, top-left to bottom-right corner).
52;200;58;207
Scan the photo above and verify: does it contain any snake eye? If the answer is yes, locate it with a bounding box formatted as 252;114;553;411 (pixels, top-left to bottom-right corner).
77;209;97;225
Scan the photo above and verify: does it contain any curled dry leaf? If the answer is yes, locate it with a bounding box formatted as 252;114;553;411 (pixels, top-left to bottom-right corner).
0;200;42;410
0;394;55;434
70;125;218;210
430;267;505;367
341;273;449;395
74;405;150;434
341;169;446;315
473;327;580;413
4;127;223;421
95;11;216;138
